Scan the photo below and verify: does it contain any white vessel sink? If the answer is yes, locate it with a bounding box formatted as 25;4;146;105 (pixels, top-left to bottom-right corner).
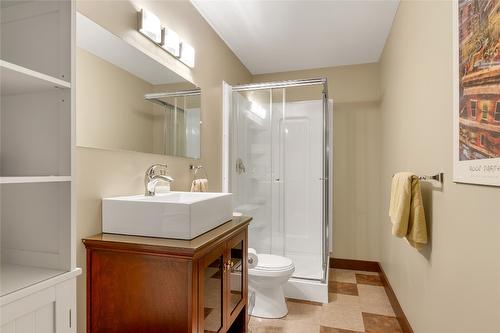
102;192;233;240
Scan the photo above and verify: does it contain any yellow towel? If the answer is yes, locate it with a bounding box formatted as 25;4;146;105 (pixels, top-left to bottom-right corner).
389;172;428;250
190;178;208;192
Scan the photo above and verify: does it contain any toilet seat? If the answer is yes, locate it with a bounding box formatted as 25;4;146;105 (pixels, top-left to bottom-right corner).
249;254;294;276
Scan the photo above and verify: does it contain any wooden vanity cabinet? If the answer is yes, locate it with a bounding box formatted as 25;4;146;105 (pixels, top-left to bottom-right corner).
83;217;251;333
199;229;247;333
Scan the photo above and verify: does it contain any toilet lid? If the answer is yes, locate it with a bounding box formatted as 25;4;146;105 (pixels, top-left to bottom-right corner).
254;254;294;271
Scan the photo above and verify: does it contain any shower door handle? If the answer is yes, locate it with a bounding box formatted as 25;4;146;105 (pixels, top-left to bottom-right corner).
235;158;246;175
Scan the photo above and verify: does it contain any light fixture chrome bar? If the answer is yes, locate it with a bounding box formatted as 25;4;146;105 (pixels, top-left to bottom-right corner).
232;78;327;92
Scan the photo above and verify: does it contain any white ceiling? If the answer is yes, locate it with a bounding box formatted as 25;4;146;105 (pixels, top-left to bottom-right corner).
191;0;399;74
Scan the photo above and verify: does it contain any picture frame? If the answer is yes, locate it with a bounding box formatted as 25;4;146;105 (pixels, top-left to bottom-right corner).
453;0;500;186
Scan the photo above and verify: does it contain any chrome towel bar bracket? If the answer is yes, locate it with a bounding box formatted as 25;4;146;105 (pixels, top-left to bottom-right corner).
189;165;208;180
417;173;444;184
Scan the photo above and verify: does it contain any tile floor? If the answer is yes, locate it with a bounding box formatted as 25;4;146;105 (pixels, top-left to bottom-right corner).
248;268;403;333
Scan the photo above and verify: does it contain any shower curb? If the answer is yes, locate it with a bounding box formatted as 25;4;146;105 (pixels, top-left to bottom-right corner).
330;257;414;333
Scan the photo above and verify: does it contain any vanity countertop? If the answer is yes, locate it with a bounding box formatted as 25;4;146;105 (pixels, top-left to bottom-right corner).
82;216;251;257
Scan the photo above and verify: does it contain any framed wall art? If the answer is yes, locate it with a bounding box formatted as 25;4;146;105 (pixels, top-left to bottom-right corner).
453;0;500;186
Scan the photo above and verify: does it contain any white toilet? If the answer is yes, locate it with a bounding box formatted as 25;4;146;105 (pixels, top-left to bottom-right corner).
248;252;295;318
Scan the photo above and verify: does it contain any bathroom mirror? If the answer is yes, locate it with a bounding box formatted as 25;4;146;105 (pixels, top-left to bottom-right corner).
75;13;201;159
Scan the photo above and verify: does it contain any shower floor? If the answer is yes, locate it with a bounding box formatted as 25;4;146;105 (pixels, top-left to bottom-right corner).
286;252;323;280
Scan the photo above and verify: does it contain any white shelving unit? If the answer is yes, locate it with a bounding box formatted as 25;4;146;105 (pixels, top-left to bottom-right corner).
1;1;80;332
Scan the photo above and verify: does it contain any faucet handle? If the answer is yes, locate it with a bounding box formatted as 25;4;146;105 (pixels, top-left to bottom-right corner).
146;163;168;176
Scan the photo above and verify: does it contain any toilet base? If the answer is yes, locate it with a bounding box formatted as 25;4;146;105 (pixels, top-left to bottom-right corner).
249;285;288;319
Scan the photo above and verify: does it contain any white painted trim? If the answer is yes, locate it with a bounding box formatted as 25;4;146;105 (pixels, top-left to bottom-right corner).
0;176;72;184
328;99;333;255
70;0;77;272
0;60;71;89
0;60;71;96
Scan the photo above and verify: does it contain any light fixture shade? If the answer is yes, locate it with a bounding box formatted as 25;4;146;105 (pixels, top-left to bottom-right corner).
162;28;180;57
180;41;195;68
138;9;162;44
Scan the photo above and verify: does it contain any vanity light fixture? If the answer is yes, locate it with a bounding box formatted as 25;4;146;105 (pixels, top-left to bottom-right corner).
138;9;163;44
138;8;195;68
180;42;195;68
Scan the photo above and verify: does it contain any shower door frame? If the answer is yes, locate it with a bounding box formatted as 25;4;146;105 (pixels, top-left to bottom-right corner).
224;78;331;283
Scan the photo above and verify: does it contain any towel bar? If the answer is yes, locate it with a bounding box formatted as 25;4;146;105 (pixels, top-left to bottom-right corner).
393;172;444;184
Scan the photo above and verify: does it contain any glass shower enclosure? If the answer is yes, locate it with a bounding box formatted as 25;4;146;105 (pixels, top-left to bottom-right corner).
228;78;330;284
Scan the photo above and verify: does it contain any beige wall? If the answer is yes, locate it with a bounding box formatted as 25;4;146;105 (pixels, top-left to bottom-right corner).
254;64;382;261
75;1;252;332
76;48;158;153
379;1;500;332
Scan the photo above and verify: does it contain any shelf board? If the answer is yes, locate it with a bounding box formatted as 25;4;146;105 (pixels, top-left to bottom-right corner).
0;60;71;96
0;176;72;184
0;263;66;297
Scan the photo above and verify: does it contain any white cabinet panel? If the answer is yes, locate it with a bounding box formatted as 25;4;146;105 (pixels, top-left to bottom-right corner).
1;277;76;333
1;306;55;333
13;312;36;333
1;304;55;333
35;303;55;333
55;278;76;333
1;287;55;325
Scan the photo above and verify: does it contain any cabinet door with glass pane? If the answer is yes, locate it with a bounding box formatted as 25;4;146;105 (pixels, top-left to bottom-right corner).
199;244;226;333
226;231;247;327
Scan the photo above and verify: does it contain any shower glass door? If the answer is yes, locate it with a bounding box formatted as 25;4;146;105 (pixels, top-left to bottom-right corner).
230;88;274;255
230;81;327;282
274;84;325;280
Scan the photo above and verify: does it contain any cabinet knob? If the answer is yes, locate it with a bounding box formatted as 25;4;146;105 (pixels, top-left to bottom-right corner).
222;261;234;272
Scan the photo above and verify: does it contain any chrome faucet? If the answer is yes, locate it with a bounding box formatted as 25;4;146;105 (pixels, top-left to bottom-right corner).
144;164;174;196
